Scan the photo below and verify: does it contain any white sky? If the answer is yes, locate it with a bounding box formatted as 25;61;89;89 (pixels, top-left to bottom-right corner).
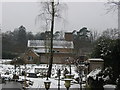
1;0;119;2
0;1;2;28
0;0;118;33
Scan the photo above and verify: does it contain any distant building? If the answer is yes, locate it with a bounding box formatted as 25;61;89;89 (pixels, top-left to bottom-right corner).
88;58;104;72
23;40;74;64
75;57;104;74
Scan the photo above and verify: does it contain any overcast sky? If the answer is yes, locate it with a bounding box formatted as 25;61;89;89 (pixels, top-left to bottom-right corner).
1;1;118;34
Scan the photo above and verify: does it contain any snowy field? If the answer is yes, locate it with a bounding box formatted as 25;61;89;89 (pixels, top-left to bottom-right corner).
0;59;117;90
0;60;80;89
22;77;80;89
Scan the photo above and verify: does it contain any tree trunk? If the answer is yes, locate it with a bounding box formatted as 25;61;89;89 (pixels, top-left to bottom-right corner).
118;4;120;38
48;0;55;78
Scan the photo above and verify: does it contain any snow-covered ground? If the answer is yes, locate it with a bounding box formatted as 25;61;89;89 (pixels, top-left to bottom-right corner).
0;63;79;78
0;59;12;64
87;68;101;79
0;62;117;89
21;77;79;89
0;63;80;89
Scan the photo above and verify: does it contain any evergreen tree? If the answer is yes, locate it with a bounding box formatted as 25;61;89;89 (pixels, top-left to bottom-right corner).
91;38;120;82
116;75;120;90
17;25;27;52
73;27;92;56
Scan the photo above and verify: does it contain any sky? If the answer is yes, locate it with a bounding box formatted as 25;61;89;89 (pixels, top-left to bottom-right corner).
0;0;118;34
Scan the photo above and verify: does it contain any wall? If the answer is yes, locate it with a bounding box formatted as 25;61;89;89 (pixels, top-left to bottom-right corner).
23;49;40;64
39;53;74;64
89;61;104;72
65;32;73;41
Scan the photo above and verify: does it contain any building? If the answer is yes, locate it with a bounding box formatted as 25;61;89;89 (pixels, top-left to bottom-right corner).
74;57;104;74
88;58;104;72
23;40;74;64
64;32;73;41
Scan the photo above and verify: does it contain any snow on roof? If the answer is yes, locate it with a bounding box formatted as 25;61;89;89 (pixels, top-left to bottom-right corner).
34;65;48;68
88;58;104;61
103;84;116;89
28;40;73;48
0;59;12;63
33;48;48;53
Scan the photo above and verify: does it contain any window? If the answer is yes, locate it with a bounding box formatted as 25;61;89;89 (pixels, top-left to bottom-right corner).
28;56;33;61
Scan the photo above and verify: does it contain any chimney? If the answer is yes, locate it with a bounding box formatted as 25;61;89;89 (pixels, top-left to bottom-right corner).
65;32;73;41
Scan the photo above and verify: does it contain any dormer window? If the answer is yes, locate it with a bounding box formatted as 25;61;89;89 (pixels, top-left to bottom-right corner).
28;56;33;61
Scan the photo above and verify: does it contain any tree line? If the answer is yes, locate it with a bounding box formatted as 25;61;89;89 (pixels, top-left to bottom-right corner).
2;25;63;59
2;25;97;59
91;28;120;83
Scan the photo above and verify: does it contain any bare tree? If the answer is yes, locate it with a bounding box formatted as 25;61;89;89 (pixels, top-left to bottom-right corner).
0;25;1;59
54;31;64;40
106;0;120;38
89;30;100;42
36;0;67;77
102;28;119;39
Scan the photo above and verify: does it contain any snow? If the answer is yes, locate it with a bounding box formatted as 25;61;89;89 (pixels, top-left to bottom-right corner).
87;68;101;79
18;76;80;89
88;58;104;61
28;40;74;48
0;64;77;77
0;63;79;88
1;74;13;79
0;59;12;64
0;62;118;90
33;48;48;53
2;62;112;89
103;84;116;90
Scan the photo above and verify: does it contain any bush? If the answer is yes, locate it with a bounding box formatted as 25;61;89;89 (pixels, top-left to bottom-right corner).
88;76;104;90
63;68;69;78
2;51;18;59
115;75;120;90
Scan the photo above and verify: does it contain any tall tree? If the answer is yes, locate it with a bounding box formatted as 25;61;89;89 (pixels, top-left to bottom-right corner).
107;0;120;38
18;25;27;44
0;27;1;59
17;25;27;52
102;28;119;39
36;0;66;77
54;31;64;40
26;32;34;40
73;27;92;56
91;29;120;82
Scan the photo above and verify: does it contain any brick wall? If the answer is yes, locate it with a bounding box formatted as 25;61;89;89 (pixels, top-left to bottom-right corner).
65;32;73;41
